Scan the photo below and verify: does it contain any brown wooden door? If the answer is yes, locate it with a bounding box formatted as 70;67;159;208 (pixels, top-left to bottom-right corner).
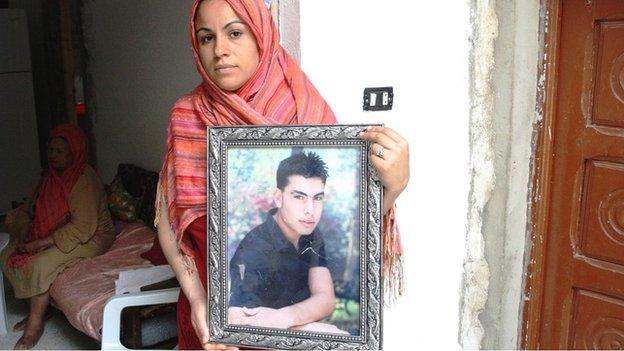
525;0;624;349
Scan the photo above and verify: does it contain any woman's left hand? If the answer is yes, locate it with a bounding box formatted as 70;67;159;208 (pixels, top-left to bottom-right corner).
360;126;410;214
18;237;54;253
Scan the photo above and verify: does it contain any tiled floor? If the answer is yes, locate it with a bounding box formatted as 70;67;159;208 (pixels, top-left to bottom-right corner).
0;278;98;350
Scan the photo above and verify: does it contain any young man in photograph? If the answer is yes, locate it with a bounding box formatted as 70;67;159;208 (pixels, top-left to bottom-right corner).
228;152;344;333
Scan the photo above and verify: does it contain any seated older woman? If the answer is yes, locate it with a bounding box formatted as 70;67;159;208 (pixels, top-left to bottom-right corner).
0;124;115;350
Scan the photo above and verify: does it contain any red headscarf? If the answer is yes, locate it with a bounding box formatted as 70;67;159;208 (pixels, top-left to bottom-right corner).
30;124;88;240
158;0;336;255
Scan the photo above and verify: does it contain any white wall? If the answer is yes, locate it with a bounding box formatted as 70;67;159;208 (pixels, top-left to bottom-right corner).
82;0;197;182
300;1;471;349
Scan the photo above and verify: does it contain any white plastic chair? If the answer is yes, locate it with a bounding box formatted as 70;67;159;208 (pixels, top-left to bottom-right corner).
100;287;180;350
0;232;10;336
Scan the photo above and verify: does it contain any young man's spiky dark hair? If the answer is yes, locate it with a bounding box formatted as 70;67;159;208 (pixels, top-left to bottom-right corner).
276;152;328;190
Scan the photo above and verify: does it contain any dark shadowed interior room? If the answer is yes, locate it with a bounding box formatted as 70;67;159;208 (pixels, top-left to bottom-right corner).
1;0;193;349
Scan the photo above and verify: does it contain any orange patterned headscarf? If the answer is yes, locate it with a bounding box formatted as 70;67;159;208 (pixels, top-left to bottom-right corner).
6;124;87;269
31;124;88;240
158;0;336;255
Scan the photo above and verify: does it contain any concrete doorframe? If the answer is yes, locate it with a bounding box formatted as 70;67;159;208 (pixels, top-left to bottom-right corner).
274;0;301;63
461;0;542;348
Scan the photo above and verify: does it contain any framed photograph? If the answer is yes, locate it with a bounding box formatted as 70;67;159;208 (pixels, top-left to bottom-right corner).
207;125;383;350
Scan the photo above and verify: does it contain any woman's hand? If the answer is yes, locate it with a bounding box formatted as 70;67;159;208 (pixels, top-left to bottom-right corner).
4;207;22;227
17;237;54;253
190;298;238;350
360;126;410;214
4;204;27;227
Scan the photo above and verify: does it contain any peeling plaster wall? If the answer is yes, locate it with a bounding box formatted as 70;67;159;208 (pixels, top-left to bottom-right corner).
461;0;497;348
478;0;540;349
276;0;299;63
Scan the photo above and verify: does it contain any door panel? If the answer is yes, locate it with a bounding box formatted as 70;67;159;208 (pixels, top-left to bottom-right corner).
592;21;624;127
578;160;624;267
529;0;624;348
570;290;624;349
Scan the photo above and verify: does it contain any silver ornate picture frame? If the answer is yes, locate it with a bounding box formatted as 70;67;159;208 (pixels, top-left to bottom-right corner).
207;125;383;350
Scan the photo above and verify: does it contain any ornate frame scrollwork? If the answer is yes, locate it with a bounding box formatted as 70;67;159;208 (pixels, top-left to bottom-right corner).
207;125;383;350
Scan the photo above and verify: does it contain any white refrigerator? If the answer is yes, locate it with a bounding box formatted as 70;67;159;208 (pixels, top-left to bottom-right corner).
0;9;41;213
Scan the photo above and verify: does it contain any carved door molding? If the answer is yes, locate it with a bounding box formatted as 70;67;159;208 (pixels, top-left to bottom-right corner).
524;0;624;348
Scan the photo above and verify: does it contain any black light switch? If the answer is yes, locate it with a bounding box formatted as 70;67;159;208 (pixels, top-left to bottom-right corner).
363;87;393;111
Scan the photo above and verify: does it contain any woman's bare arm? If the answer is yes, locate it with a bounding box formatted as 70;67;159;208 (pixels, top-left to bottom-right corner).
157;195;237;350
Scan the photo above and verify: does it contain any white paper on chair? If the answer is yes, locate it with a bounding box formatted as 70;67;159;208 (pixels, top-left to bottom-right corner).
115;265;175;295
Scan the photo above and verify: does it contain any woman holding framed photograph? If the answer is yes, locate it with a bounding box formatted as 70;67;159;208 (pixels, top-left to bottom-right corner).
156;0;409;349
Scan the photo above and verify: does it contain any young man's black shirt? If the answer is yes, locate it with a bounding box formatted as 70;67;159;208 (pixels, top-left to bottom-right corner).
229;208;328;309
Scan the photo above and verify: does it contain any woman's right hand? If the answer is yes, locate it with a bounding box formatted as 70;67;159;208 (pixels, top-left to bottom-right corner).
17;237;54;254
4;207;20;227
190;298;238;350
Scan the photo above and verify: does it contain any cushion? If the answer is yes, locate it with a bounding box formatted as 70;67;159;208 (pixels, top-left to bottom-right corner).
107;177;139;222
140;235;168;266
116;164;159;229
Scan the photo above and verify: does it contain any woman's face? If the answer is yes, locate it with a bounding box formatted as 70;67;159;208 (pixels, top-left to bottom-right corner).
195;0;260;92
48;137;73;172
